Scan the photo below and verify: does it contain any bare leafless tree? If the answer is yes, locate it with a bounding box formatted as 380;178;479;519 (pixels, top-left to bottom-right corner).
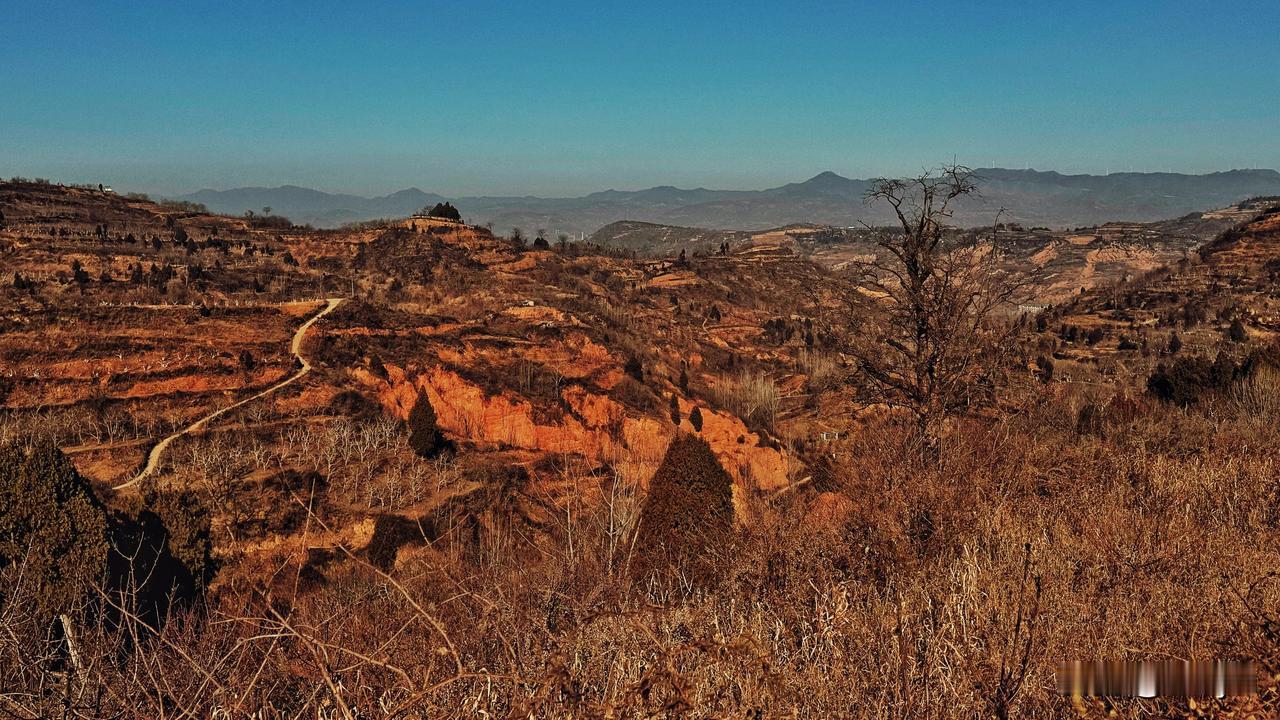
846;164;1025;446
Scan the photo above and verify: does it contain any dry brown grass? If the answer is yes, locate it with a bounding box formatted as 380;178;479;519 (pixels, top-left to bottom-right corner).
797;346;840;387
710;370;782;434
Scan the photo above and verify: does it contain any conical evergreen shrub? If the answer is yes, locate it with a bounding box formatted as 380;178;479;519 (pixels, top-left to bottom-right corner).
629;433;734;588
0;442;108;621
408;392;443;458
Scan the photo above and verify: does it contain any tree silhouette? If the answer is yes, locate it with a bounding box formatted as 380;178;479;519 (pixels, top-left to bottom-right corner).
847;164;1024;446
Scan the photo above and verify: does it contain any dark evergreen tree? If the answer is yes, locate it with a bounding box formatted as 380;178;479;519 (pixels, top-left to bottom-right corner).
408;392;443;458
1035;355;1054;383
70;259;89;284
624;356;643;381
0;442;109;621
145;488;214;590
425;202;462;221
109;488;215;622
1209;351;1237;387
630;434;734;587
689;406;704;432
1228;318;1248;342
1147;355;1229;406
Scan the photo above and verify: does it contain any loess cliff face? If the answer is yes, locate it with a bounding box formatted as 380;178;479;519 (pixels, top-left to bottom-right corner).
366;362;792;512
326;222;834;520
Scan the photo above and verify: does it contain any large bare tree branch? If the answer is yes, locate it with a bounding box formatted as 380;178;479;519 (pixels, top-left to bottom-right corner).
843;165;1029;448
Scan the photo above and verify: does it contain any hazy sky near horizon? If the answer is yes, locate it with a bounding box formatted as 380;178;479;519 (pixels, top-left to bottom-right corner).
3;0;1278;197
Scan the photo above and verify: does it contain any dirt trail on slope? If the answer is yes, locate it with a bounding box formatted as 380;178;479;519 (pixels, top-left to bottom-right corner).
113;298;344;491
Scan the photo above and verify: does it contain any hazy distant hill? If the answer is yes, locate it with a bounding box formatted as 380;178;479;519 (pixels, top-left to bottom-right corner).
585;221;755;255
176;168;1280;234
177;185;449;228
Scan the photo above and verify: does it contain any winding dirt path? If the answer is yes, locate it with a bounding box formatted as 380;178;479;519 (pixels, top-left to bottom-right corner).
113;298;344;491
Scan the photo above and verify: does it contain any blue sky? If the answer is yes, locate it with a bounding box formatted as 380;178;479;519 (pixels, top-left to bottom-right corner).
2;0;1277;196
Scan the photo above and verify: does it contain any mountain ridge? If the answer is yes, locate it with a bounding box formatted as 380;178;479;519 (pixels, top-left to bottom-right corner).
175;168;1280;234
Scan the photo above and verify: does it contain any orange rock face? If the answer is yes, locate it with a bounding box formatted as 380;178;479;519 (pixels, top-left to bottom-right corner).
359;363;795;508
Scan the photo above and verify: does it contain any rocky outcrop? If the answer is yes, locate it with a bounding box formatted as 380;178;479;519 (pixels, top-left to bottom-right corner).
356;363;795;508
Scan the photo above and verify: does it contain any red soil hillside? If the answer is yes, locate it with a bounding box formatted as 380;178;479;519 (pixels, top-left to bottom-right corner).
1;180;856;564
1023;201;1280;386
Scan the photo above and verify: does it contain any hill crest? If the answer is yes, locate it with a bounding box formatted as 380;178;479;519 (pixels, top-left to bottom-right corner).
171;168;1280;234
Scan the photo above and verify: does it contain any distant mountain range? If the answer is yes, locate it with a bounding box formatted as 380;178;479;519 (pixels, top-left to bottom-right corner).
175;168;1280;235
